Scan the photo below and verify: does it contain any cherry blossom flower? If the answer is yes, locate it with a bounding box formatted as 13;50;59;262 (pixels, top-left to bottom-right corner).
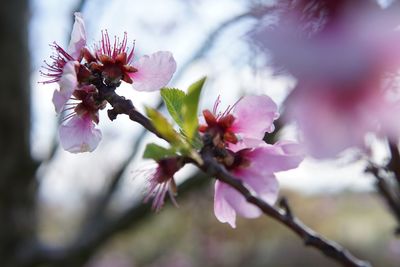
54;78;105;153
214;141;304;228
42;13;177;91
87;31;177;91
144;158;183;211
250;0;400;158
200;95;304;227
199;95;279;151
41;13;177;153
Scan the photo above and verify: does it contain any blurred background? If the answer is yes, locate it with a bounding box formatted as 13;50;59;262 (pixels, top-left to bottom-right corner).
1;0;400;266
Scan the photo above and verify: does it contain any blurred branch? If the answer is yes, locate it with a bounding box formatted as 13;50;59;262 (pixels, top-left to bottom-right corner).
387;142;400;185
174;8;264;81
20;173;209;267
367;161;400;235
83;128;149;226
74;0;87;15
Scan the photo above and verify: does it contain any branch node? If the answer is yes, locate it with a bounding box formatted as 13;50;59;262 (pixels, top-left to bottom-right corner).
279;197;293;219
107;109;118;121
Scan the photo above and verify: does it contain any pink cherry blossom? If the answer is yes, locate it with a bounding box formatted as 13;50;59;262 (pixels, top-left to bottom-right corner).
49;60;104;154
43;12;176;91
56;85;104;153
214;141;304;228
199;95;279;151
143;158;182;211
90;31;176;91
42;13;178;153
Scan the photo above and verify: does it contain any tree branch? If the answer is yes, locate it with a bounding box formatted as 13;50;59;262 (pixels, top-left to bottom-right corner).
198;148;371;267
18;172;210;267
92;89;373;267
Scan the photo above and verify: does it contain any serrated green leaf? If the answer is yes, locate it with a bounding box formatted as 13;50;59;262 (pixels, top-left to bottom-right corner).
143;143;177;161
160;88;186;127
182;77;206;140
145;107;181;145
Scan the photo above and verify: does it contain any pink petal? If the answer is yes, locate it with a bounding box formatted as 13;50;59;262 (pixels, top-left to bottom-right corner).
244;142;304;175
235;169;279;205
130;51;177;91
214;181;237;228
228;138;263;152
52;90;69;114
213;146;291;227
52;61;78;113
214;179;263;228
231;95;279;144
67;12;86;59
59;115;102;153
222;182;262;218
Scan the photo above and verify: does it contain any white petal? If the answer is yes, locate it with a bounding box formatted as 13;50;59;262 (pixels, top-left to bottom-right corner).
67;12;86;59
59;115;102;153
214;181;237;228
52;61;78;113
52;90;69;114
59;61;78;93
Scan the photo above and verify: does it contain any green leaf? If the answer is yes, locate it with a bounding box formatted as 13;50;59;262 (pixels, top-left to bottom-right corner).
182;77;206;140
143;143;177;161
145;107;181;145
160;88;186;127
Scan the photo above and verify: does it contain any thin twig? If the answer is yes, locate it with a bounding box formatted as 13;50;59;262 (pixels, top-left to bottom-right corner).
96;84;162;139
17;173;209;267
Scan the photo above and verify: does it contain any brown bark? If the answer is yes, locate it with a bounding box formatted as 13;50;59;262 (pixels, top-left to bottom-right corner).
0;1;38;266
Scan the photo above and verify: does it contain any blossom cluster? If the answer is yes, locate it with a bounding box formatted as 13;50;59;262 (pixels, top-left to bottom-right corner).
141;95;304;227
42;13;304;227
199;95;303;227
42;13;176;153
